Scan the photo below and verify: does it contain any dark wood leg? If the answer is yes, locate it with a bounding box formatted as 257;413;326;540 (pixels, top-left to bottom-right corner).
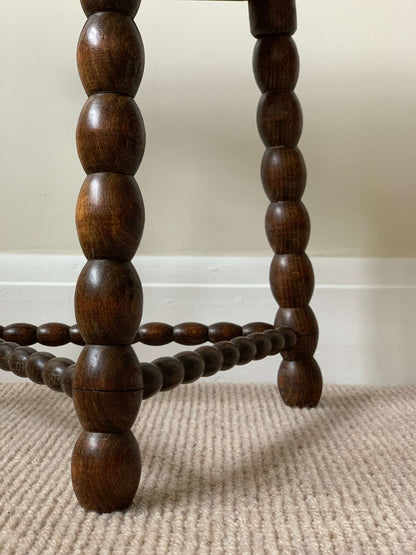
71;0;145;512
248;0;323;407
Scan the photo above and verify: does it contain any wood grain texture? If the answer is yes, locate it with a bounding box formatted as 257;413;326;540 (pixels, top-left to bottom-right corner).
174;351;205;384
71;430;141;513
42;357;74;392
257;91;302;148
261;147;306;202
36;323;70;347
77;93;145;175
73;0;145;512
250;0;322;407
3;323;37;346
141;362;163;399
78;12;144;97
75;260;143;345
253;36;299;93
8;346;36;378
76;173;145;261
195;345;224;377
248;0;297;38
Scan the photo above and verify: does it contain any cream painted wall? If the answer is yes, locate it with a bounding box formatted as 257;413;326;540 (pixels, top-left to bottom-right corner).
0;0;415;257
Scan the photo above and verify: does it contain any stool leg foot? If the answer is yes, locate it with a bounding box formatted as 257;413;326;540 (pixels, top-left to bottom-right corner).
278;358;322;408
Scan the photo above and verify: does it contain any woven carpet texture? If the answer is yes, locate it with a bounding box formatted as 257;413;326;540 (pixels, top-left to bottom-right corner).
0;382;415;554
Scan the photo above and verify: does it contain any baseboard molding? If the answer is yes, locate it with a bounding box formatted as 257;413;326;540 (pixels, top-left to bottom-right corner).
1;255;415;386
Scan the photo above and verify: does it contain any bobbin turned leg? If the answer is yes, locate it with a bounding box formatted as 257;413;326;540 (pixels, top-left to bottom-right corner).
71;0;145;512
248;0;322;407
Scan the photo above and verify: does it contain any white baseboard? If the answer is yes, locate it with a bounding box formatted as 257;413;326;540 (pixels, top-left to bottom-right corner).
1;255;415;386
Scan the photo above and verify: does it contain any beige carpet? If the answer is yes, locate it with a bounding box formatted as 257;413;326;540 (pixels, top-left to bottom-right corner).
0;382;415;554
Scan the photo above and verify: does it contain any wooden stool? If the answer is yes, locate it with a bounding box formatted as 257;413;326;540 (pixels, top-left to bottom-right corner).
0;0;322;512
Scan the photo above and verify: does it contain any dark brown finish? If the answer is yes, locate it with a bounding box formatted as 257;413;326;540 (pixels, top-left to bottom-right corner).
269;254;314;308
257;92;302;148
261;147;307;202
195;345;224;377
0;341;20;371
71;430;141;513
153;357;185;391
248;0;297;37
73;0;145;513
137;322;174;346
62;364;76;398
81;0;140;17
174;351;205;384
37;323;70;347
246;332;273;360
242;322;274;335
173;322;209;346
250;0;322;407
76;93;145;175
208;322;243;343
8;347;36;378
230;337;257;365
25;352;55;384
42;357;74;392
266;202;310;254
70;325;85;346
214;341;240;371
3;323;37;346
75;260;143;345
278;359;323;407
78;12;144;97
263;329;286;355
76;174;145;261
253;36;299;93
141;362;163;399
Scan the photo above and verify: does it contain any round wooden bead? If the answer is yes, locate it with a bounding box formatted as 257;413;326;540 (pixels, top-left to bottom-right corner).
70;325;85;346
75;260;142;345
138;322;173;346
278;358;323;407
195;345;224;377
77;93;145;175
248;0;297;38
76;173;145;261
265;201;310;254
141;362;163;399
257;91;302;148
36;323;70;346
62;364;76;398
74;390;143;432
26;352;55;384
242;322;274;335
261;147;306;202
42;357;74;392
73;345;142;391
245;332;273;360
270;254;314;308
208;322;242;343
174;351;205;384
263;329;285;355
275;307;319;360
8;347;36;377
253;36;299;93
173;323;208;346
276;327;298;351
3;323;37;346
73;345;142;431
0;342;20;371
71;430;141;513
81;0;141;17
153;357;185;391
78;12;144;97
214;341;240;371
230;337;257;365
